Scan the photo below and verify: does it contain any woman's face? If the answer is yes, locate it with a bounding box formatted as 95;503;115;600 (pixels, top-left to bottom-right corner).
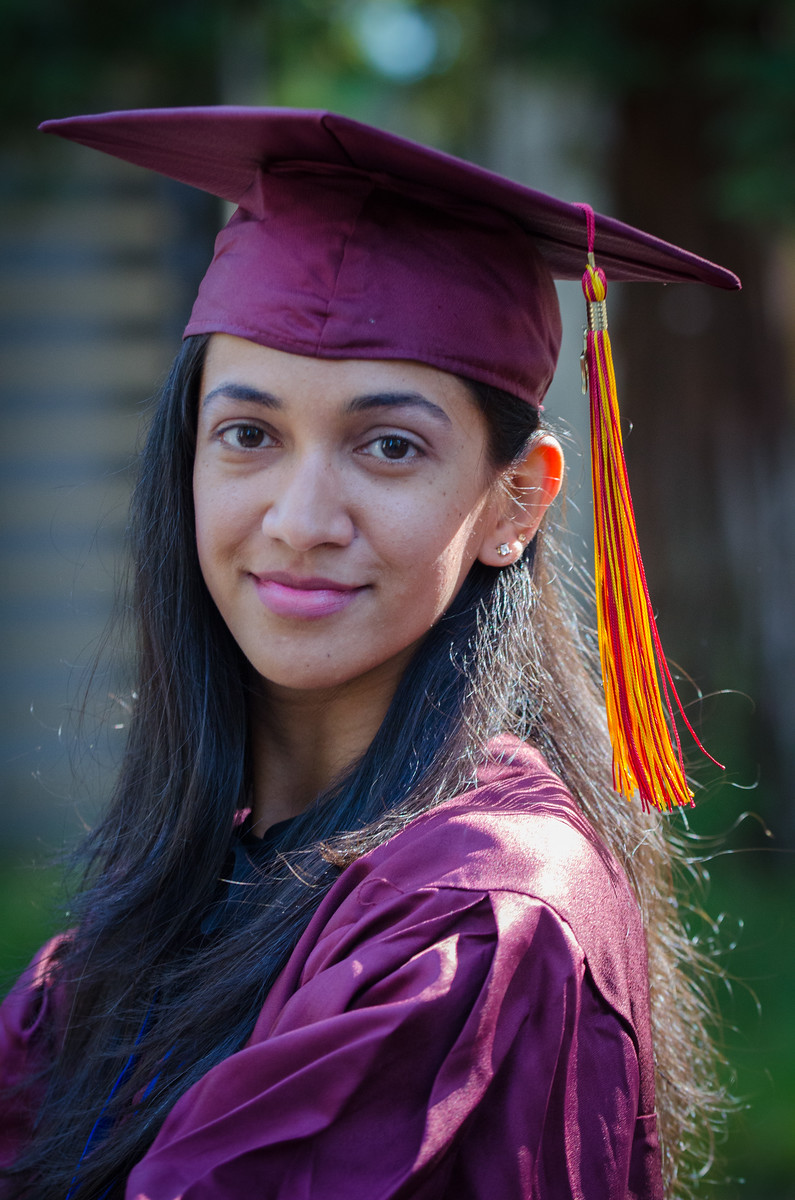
193;335;505;698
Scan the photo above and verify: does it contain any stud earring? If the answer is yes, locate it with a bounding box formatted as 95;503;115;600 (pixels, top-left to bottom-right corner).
497;543;511;557
518;534;527;544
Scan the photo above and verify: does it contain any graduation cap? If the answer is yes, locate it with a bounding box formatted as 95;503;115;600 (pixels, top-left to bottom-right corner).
40;106;740;810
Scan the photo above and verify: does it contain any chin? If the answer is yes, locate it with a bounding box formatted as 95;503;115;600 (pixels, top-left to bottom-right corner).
246;642;421;698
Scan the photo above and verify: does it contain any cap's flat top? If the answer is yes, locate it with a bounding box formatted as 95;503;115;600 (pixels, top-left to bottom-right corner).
40;107;740;291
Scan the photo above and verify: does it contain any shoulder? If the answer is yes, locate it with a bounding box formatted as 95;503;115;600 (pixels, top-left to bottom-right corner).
253;740;617;1050
371;738;658;1113
372;737;648;1018
372;735;616;897
0;935;69;1166
1;935;67;1054
368;737;643;968
271;739;650;1040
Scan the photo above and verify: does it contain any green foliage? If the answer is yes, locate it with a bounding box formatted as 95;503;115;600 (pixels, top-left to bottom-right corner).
0;860;62;991
700;855;795;1196
1;0;492;153
0;0;226;123
702;14;795;224
490;0;795;225
3;0;793;226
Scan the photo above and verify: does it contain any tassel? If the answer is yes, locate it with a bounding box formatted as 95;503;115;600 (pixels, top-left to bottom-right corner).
575;204;721;811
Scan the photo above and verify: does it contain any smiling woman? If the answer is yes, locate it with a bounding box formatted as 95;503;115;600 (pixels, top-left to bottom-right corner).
193;339;561;827
195;345;497;690
195;340;559;738
0;109;739;1200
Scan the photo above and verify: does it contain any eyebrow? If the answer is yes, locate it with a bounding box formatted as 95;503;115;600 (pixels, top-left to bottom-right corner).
202;383;452;425
202;383;280;408
346;392;451;425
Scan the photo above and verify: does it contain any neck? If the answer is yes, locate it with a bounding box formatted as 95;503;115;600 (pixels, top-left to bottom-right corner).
247;654;412;834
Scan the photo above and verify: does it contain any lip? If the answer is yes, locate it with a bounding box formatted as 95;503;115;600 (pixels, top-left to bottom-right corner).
251;572;366;620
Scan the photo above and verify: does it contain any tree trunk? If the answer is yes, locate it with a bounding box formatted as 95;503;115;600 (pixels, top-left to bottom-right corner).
611;67;795;837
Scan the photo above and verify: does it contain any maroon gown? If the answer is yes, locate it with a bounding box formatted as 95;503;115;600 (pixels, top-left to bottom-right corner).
0;738;663;1199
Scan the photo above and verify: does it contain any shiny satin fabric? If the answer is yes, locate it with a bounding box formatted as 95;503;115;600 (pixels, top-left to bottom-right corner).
1;739;662;1199
39;107;740;411
185;168;561;407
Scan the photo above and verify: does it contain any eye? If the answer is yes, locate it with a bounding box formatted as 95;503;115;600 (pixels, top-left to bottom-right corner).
219;424;273;450
365;435;420;462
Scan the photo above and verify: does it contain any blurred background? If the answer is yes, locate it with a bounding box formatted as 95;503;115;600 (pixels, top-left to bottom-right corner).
0;0;793;1193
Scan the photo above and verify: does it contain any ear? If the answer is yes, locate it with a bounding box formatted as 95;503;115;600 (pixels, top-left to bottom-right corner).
477;434;564;567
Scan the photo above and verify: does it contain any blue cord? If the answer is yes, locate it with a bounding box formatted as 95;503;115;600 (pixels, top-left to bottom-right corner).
65;1004;154;1200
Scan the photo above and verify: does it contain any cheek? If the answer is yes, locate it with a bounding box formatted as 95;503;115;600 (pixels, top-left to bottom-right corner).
192;467;247;580
192;470;217;570
383;489;489;599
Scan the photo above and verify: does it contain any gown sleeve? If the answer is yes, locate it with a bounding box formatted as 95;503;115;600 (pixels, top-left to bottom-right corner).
0;937;65;1171
126;877;656;1200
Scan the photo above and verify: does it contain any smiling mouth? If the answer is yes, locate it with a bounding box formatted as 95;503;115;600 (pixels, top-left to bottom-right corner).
251;574;365;619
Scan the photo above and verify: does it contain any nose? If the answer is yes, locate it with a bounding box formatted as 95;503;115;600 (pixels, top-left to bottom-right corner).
261;452;355;551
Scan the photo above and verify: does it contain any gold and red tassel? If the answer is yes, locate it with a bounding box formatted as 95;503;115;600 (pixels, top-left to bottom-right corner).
576;203;721;811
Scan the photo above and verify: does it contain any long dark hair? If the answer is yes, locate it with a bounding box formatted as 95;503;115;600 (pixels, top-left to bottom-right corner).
3;336;728;1199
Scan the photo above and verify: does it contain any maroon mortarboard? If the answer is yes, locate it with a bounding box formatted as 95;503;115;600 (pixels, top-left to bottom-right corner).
39;107;738;408
39;107;739;811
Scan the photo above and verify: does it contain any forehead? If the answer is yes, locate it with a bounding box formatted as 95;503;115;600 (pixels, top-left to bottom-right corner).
200;334;483;423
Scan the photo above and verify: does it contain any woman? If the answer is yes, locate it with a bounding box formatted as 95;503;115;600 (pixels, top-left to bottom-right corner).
0;108;738;1200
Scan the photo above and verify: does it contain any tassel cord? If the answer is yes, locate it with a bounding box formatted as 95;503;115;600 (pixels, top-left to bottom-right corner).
573;202;724;810
589;328;721;770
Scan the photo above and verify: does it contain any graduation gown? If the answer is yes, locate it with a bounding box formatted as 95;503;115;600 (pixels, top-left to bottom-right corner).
0;738;663;1199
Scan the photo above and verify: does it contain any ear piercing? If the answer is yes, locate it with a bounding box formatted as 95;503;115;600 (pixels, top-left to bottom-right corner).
498;534;529;558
